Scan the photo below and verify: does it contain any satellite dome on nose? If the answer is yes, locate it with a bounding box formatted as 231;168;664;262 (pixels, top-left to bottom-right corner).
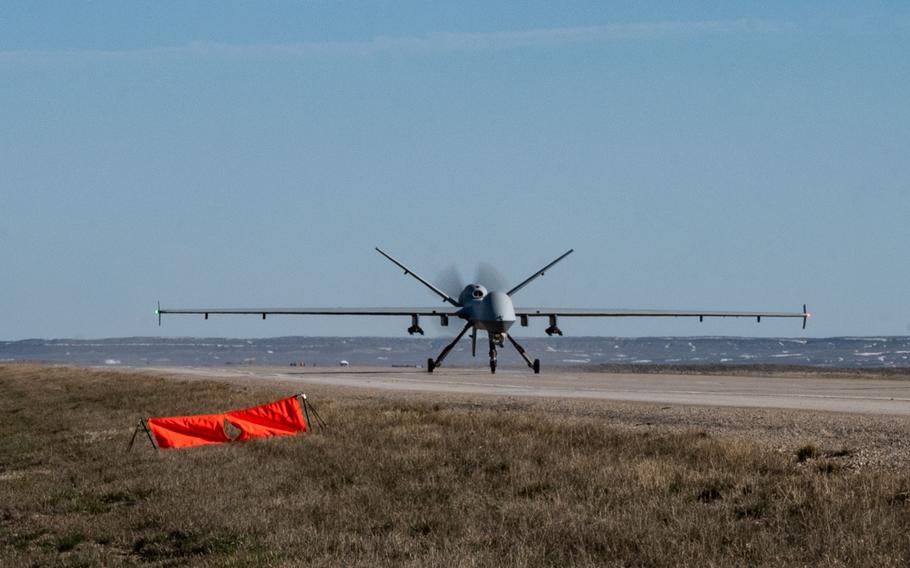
459;284;487;304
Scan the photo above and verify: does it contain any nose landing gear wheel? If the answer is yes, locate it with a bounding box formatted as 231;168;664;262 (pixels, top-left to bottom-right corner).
427;358;436;373
533;359;540;374
488;337;498;374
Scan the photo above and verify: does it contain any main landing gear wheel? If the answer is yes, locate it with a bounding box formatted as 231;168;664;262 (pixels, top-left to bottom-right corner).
505;333;540;375
490;359;497;374
426;322;473;375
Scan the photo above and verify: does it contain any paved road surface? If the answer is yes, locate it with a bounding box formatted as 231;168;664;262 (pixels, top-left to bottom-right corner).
142;366;910;416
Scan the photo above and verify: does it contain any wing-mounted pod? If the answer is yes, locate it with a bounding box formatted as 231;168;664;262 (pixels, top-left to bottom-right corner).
545;315;563;336
408;314;424;335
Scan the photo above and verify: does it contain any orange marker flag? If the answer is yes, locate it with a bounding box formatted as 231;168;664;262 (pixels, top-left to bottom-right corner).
226;396;308;441
147;413;233;449
146;395;309;450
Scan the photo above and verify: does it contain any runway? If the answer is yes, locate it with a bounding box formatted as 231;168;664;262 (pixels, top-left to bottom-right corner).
144;365;910;416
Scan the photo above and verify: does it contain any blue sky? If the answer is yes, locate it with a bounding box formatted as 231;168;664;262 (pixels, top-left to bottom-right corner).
1;2;909;339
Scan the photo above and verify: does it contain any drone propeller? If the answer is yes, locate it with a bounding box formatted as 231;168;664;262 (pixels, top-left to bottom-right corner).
436;264;466;299
474;262;508;292
436;262;509;297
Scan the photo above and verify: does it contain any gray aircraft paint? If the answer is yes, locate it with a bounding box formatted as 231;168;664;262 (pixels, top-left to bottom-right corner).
158;248;809;374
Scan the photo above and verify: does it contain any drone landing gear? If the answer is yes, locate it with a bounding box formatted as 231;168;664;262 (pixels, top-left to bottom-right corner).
427;322;473;373
426;325;542;375
507;334;540;374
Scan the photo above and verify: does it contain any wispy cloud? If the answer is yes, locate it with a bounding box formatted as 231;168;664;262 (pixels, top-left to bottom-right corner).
393;19;797;52
0;19;796;63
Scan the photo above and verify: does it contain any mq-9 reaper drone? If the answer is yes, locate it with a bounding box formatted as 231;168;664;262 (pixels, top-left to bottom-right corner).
158;248;810;374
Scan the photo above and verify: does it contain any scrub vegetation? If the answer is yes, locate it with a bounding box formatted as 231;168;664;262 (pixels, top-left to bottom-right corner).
2;363;910;566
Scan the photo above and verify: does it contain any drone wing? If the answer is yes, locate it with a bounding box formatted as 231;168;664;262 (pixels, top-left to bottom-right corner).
158;307;459;317
156;305;462;335
515;305;811;329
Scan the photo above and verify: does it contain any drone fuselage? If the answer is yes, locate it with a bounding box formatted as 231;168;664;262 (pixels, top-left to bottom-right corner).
457;287;516;334
157;247;808;375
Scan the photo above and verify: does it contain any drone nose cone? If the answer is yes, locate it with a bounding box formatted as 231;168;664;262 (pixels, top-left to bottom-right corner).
470;292;515;333
486;291;516;322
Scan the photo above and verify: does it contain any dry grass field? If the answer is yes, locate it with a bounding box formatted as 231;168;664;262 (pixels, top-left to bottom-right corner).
3;363;910;566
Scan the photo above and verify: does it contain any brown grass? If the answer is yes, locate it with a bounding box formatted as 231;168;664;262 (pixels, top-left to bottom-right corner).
2;363;910;566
